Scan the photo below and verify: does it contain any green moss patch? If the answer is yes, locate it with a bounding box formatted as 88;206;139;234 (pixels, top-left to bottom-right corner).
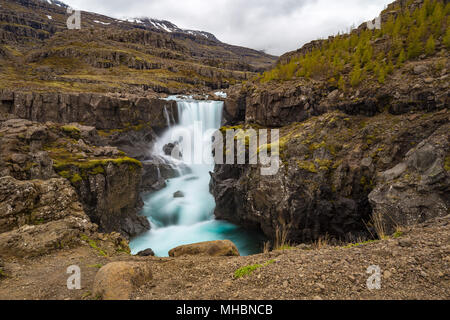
61;125;81;139
444;155;450;172
234;260;276;279
81;234;107;257
296;160;318;173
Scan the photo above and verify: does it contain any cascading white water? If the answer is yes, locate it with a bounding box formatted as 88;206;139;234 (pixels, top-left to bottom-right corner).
130;97;265;257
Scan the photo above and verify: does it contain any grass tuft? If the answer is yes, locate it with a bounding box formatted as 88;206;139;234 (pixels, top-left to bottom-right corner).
234;260;276;279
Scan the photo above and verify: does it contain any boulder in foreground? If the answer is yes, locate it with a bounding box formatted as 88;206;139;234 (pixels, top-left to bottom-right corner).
168;240;240;258
93;262;152;300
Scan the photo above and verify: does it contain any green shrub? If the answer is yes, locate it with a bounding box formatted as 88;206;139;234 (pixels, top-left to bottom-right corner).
444;28;450;49
70;173;82;184
350;65;362;87
407;31;423;59
425;35;436;55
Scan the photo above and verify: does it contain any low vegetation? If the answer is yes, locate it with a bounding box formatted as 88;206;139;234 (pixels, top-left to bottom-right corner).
234;260;276;279
81;234;107;257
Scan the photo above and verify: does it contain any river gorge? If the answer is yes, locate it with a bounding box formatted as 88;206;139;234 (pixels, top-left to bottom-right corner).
130;97;265;257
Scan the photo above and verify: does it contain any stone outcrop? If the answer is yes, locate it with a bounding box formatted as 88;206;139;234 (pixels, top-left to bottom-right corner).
141;157;191;192
0;176;86;233
0;176;98;258
224;63;448;127
211;110;450;242
0;90;178;131
137;248;155;257
93;261;153;300
0;118;54;180
73;161;150;239
99;127;157;161
222;85;248;124
168;240;240;257
369;123;449;233
0;117;150;239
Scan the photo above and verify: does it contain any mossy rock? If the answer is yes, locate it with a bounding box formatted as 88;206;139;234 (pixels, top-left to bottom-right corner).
296;160;318;173
444;155;450;172
54;157;142;184
61;125;81;139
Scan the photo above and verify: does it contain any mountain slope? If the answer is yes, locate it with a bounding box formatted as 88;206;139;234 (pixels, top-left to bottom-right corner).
260;0;449;86
0;0;276;94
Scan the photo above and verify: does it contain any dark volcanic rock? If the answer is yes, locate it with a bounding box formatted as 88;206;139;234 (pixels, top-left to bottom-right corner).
100;127;157;161
136;248;155;257
174;191;185;198
369;122;450;233
73;162;150;239
141;157;191;192
211;110;450;243
224;61;448;128
223;85;247;125
0;90;178;131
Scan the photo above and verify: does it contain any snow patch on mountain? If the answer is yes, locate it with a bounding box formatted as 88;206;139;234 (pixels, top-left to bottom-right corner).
39;0;68;8
93;20;111;25
126;17;220;42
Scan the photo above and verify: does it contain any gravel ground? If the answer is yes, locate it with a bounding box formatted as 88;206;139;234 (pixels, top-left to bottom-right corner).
0;216;448;300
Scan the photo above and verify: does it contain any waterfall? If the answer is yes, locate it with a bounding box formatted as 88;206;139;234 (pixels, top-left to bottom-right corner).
130;97;265;257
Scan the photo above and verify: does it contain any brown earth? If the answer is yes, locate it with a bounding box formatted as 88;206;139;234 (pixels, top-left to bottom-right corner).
0;215;448;300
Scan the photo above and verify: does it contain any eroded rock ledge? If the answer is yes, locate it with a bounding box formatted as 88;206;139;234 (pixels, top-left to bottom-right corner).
211;110;449;243
0;117;149;239
0;89;178;131
223;57;448;126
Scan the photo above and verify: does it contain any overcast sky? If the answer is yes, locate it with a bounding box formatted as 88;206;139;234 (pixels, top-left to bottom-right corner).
63;0;393;56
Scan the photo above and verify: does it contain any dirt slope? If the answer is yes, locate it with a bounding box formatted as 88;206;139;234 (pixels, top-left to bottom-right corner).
1;215;448;300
